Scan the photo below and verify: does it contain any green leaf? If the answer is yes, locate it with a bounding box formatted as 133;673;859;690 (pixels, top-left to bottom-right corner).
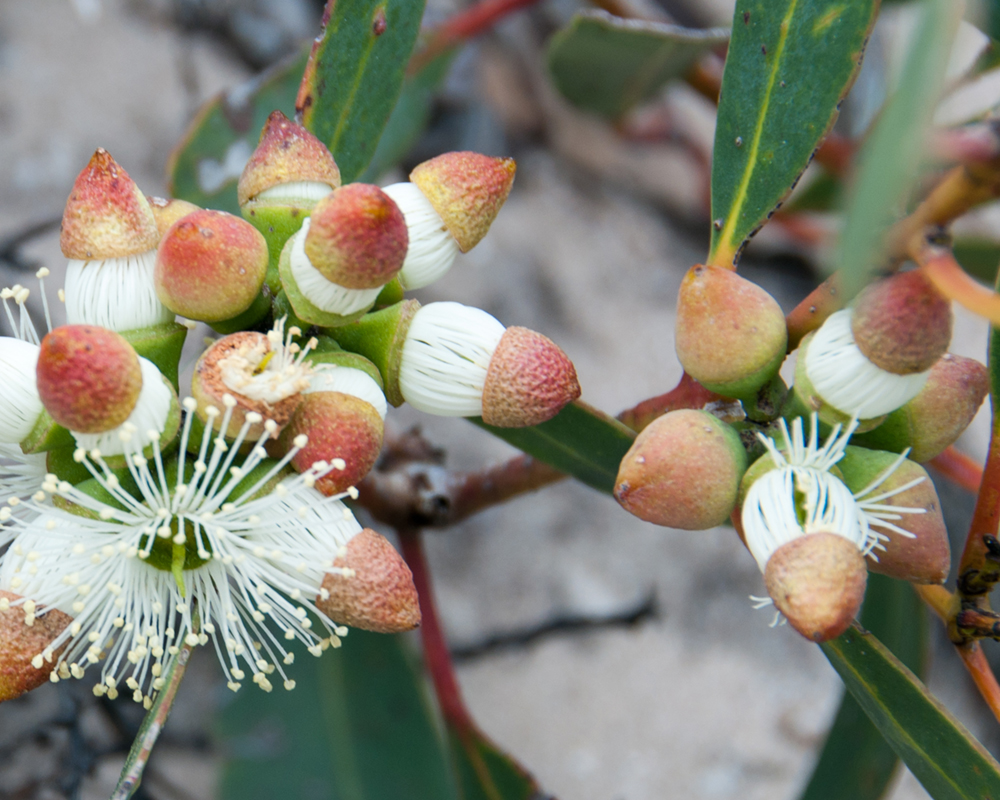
448;727;547;800
821;624;1000;800
954;238;1000;286
167;49;308;214
359;52;455;182
834;0;961;298
708;0;877;267
546;11;728;120
471;401;636;495
798;574;927;800
217;631;460;800
298;0;427;183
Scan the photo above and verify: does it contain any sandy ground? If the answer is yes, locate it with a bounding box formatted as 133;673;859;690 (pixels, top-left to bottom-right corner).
0;1;998;799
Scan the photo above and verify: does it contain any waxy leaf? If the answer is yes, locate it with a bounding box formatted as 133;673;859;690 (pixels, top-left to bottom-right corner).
472;400;636;495
799;574;927;800
709;0;877;267
821;626;1000;800
297;0;427;183
547;11;728;120
217;631;460;800
448;727;548;800
167;50;308;215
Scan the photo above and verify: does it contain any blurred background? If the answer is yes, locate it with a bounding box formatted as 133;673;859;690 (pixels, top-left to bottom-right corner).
1;0;999;798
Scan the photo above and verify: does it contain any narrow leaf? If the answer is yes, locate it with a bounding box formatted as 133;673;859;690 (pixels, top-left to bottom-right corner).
217;632;460;800
834;0;961;298
798;574;927;800
546;10;727;120
448;727;548;800
821;625;1000;800
471;401;636;494
167;50;308;214
297;0;427;183
709;0;877;267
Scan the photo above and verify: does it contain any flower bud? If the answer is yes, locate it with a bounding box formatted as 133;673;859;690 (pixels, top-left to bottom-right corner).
0;591;72;703
381;183;461;291
838;446;949;584
615;409;746;529
0;338;44;445
316;529;421;633
36;325;142;433
850;354;988;462
409;152;516;252
851;271;952;375
675;265;787;398
763;532;867;642
155;209;268;323
147;196;200;237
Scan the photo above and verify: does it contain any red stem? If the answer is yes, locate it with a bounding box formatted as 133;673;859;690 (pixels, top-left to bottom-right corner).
399;529;474;731
930;446;984;495
617;372;722;432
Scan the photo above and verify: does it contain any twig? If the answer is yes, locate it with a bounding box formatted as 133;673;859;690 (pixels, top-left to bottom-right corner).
957;644;1000;727
616;372;723;432
930;446;984;495
914;583;954;622
785;274;843;351
918;244;1000;325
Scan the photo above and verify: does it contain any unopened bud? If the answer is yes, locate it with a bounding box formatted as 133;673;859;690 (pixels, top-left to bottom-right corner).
764;532;867;642
0;590;72;703
615;409;746;529
147;196;200;237
675;265;787;398
316;529;421;633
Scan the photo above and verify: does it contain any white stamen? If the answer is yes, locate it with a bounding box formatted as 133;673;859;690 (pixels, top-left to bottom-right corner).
65;250;175;332
288;219;381;315
382;182;460;290
304;365;388;419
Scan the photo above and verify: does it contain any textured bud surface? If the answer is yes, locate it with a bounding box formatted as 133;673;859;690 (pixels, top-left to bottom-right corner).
410;152;516;252
616;409;747;530
0;590;72;703
317;529;421;633
36;325;142;433
481;327;580;427
147;196;200;237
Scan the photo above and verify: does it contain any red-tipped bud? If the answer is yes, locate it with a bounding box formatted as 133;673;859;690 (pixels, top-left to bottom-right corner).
615;409;747;529
60;148;159;260
316;529;421;633
481;327;580;427
147;196;200;237
303;185;408;290
276;391;384;496
0;591;72;703
675;265;787;398
838;446;949;584
409;152;516;252
851;271;953;375
764;532;867;642
36;325;142;434
237;110;341;206
155;209;268;322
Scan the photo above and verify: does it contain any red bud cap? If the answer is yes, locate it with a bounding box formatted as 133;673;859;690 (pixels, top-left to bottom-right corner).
675;265;787;398
276;391;384;496
304;185;408;289
155;209;268;322
409;152;516;252
764;532;867;642
238;110;342;206
316;529;421;633
60;149;159;260
481;327;580;427
36;325;142;433
851;271;953;375
0;591;72;703
616;409;747;529
147;196;200;237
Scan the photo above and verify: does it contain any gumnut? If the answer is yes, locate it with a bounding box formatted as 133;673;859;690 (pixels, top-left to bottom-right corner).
147;196;200;237
409;151;516;252
481;326;581;427
615;409;747;530
36;325;142;433
763;532;867;642
237;110;341;206
850;354;988;462
0;590;72;703
837;446;949;584
851;270;953;375
60;148;160;260
275;391;384;496
316;529;421;633
675;264;787;398
304;184;408;289
155;209;268;322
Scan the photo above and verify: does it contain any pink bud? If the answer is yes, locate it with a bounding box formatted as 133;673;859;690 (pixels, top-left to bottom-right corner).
0;591;72;704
